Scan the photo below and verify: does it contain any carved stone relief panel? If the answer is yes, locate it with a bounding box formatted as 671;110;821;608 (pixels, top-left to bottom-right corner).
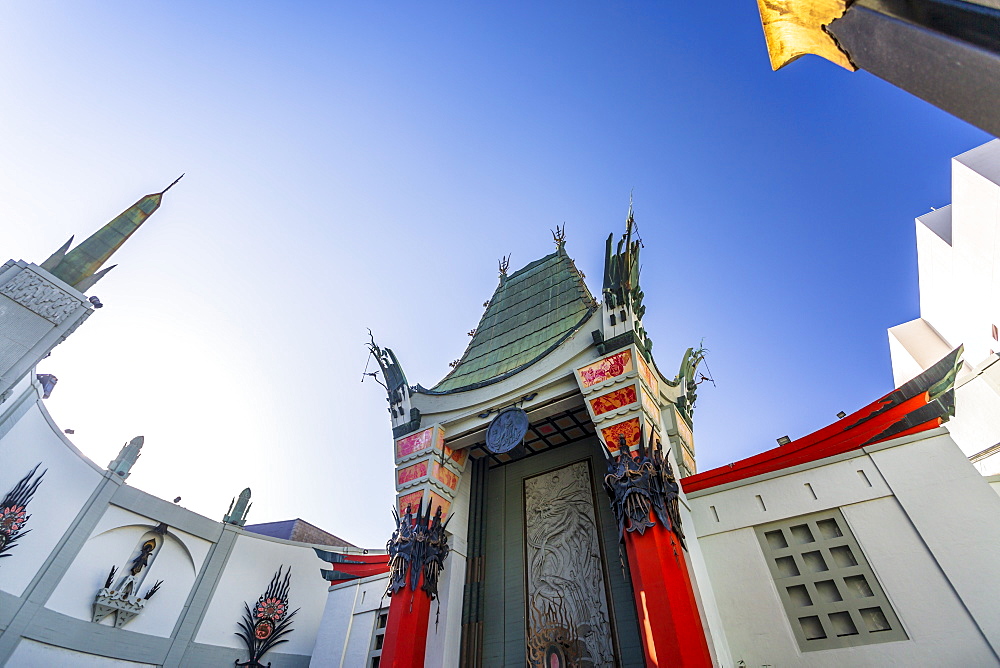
524;460;615;667
0;268;81;324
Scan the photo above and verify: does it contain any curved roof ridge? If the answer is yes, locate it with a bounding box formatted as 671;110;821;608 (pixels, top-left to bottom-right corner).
423;248;596;394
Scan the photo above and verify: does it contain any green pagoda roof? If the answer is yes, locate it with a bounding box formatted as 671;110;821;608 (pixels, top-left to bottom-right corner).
426;247;597;394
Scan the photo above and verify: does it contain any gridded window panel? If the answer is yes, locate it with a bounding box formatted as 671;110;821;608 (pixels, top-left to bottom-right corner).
368;607;388;667
754;508;908;651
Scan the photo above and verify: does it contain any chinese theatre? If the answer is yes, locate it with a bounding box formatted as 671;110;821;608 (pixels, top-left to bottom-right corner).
367;211;715;666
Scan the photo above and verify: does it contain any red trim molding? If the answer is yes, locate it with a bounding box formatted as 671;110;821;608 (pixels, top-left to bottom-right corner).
682;347;962;494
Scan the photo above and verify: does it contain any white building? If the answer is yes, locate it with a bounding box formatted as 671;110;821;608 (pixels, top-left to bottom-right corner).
888;139;1000;475
1;144;999;667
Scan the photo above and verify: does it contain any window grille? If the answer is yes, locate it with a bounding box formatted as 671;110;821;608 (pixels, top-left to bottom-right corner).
368;609;389;667
754;509;907;651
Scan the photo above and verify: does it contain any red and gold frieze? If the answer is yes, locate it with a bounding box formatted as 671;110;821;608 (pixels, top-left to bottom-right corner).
396;488;452;518
394;425;443;461
432;460;459;491
398;489;423;514
577;345;666;455
637;353;658;395
397;461;428;486
600;417;642;453
577;349;633;388
393;423;467;521
641;386;662;427
442;442;468;468
589;385;638;416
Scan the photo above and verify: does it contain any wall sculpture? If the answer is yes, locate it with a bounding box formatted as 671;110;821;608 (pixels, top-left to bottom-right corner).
524;461;615;667
93;524;166;628
0;268;81;324
236;566;298;668
386;501;451;600
0;463;46;559
603;437;684;548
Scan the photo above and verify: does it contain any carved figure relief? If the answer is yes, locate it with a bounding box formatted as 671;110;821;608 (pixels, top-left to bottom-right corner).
0;269;81;324
524;461;615;667
0;463;46;559
93;524;166;628
577;349;633;388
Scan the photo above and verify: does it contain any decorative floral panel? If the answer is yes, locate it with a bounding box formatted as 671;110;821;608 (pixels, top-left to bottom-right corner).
440;442;468;469
432;461;459;491
640;386;662;427
398;490;423;514
427;490;452;518
589;385;638;416
577;349;633;388
600;417;641;453
396;461;428;486
395;427;435;460
637;353;658;394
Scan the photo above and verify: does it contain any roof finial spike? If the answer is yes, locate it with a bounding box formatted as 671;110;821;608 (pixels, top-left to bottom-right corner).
162;173;184;194
551;223;566;249
498;254;510;277
40;236;75;272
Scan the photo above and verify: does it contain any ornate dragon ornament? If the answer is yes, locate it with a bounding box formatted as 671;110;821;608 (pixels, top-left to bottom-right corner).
365;330;416;427
386;501;451;600
674;344;708;425
235;566;298;668
603;436;685;549
0;463;46;559
93;524;166;628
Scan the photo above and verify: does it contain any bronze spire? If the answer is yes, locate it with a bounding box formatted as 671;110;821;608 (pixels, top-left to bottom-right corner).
44;175;183;290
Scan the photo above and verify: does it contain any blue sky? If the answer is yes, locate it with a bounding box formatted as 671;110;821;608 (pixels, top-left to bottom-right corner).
1;2;990;547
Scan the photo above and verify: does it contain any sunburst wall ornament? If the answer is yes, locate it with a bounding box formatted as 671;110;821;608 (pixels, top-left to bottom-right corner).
0;463;46;559
235;566;298;668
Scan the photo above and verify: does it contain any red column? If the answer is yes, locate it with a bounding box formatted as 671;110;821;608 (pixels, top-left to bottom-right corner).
378;573;431;668
624;520;713;667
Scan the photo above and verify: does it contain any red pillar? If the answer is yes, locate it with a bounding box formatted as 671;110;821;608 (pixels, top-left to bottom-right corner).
379;573;431;668
624;520;713;667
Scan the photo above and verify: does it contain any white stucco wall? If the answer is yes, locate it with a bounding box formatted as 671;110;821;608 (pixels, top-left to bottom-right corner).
423;458;471;668
193;533;331;656
309;573;390;668
0;393;104;597
7;639;156;667
44;505;213;637
889;140;1000;476
688;429;1000;666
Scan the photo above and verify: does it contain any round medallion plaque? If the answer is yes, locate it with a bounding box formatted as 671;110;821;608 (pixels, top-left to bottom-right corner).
485;407;529;454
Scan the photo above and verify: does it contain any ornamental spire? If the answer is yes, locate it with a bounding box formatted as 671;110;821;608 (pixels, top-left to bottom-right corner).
42;175;183;290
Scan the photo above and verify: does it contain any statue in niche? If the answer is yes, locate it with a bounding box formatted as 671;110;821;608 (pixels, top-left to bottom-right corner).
93;526;166;628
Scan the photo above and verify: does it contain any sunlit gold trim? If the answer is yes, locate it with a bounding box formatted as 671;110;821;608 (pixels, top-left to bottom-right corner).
757;0;857;71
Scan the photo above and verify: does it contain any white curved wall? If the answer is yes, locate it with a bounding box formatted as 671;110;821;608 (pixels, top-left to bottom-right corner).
45;505;212;637
8;639;156;667
0;394;103;597
194;533;331;656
